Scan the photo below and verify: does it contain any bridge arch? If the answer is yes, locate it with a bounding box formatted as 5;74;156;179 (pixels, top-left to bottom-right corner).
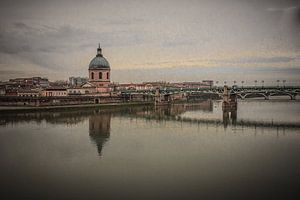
236;94;243;99
243;93;268;100
269;92;295;100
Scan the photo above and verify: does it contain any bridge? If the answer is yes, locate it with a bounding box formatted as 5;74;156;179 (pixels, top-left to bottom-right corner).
121;86;300;102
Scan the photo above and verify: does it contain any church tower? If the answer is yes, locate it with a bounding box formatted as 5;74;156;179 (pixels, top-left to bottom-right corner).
88;44;111;92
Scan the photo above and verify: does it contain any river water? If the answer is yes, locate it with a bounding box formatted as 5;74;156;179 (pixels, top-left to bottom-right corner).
0;100;299;200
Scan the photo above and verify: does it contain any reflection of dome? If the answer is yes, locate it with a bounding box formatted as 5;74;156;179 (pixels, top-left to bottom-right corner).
89;44;110;69
89;112;111;156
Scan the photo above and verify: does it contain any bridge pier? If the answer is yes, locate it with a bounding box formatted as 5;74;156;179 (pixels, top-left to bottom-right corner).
222;85;237;111
222;86;237;126
154;88;170;106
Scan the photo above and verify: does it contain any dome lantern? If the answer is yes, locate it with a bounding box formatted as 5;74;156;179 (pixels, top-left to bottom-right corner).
97;43;102;57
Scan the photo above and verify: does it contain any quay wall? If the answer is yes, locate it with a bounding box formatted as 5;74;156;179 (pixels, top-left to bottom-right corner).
0;92;220;111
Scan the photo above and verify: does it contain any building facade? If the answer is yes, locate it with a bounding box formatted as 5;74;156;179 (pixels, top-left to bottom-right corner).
88;44;111;93
67;82;96;95
41;88;67;97
69;77;88;86
17;90;40;97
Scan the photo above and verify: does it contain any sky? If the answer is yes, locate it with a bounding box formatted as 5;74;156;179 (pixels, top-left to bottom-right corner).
0;0;299;85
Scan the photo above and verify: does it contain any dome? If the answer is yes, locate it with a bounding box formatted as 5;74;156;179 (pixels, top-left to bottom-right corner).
89;44;110;69
89;56;110;69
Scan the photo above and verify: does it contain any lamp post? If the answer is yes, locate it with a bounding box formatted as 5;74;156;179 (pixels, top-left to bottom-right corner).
241;81;244;89
254;80;257;88
283;80;286;88
277;80;280;87
261;80;264;89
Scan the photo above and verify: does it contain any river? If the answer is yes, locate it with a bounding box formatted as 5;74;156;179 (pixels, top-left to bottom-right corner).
0;100;299;200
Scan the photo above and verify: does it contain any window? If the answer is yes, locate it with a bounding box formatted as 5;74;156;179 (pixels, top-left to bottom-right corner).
99;72;102;79
107;72;109;79
91;72;94;80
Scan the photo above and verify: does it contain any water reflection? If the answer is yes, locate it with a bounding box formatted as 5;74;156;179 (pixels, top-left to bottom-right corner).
89;111;111;156
222;110;237;128
1;101;299;200
1;100;299;130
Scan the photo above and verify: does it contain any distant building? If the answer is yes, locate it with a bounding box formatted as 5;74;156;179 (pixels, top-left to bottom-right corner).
37;78;50;88
18;90;40;97
67;82;96;95
41;88;67;97
170;81;213;89
88;44;111;93
8;77;49;88
202;80;214;87
69;77;88;86
49;80;68;88
0;85;6;96
4;89;18;96
114;81;168;91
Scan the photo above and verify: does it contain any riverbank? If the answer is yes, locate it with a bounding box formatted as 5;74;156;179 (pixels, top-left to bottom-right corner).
0;101;153;112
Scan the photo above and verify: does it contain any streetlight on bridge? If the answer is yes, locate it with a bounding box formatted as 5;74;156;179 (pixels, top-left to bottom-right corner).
283;80;286;88
277;80;280;87
241;81;244;88
261;80;264;89
254;80;258;88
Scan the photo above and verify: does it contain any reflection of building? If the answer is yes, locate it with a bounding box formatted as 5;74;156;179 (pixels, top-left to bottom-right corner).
88;44;111;93
89;111;111;156
153;101;213;117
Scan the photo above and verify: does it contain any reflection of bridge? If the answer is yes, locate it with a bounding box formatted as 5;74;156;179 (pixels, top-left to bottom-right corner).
129;112;300;129
1;102;299;130
121;102;300;129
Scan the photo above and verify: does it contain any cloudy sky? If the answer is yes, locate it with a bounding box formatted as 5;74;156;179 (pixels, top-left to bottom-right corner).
0;0;299;85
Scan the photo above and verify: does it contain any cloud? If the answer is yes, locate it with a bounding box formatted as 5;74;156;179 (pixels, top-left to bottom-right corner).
221;56;296;64
0;0;299;81
112;66;300;85
0;21;149;71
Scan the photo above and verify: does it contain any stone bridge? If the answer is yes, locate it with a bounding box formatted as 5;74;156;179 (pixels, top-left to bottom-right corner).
124;86;300;101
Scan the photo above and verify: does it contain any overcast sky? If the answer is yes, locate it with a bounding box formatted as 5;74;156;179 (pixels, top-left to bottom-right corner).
0;0;299;84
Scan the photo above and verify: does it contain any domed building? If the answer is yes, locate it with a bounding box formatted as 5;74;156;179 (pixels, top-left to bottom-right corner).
88;44;111;92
